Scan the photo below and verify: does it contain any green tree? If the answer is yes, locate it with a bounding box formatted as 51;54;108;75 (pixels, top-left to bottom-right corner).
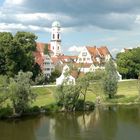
49;69;61;83
102;60;118;99
0;31;41;79
0;75;9;107
9;71;36;115
0;32;13;75
116;47;140;79
77;74;90;107
55;84;81;111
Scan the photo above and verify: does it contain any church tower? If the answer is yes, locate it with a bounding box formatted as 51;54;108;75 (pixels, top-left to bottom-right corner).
50;21;62;56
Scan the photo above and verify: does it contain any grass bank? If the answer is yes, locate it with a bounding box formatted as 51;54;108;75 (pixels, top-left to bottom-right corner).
32;80;140;106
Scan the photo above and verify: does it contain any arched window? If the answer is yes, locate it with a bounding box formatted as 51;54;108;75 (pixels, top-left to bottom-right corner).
57;34;59;39
58;46;59;50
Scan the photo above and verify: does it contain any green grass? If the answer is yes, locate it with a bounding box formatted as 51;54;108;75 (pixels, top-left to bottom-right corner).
32;80;140;106
32;87;56;107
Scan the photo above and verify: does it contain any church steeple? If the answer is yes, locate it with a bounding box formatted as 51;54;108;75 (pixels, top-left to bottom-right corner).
50;21;62;56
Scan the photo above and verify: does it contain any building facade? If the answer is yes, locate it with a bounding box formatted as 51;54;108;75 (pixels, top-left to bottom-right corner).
50;21;62;56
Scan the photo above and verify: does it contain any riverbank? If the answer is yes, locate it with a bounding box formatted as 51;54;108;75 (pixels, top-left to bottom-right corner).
0;80;139;119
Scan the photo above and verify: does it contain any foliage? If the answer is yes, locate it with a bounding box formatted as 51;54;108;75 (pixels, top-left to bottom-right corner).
35;73;47;85
32;63;42;81
0;31;40;79
0;106;12;119
77;74;90;103
137;73;140;98
8;71;36;115
55;84;81;111
102;60;118;99
116;47;140;79
49;69;61;83
0;75;9;107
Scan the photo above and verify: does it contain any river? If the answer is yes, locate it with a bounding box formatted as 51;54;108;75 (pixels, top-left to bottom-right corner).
0;105;140;140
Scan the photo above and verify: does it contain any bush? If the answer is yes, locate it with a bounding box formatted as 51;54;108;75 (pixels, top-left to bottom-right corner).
75;100;95;111
23;106;40;115
0;106;12;119
42;103;60;112
75;99;84;111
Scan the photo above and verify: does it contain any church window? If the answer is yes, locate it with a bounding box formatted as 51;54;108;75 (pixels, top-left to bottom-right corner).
57;34;59;39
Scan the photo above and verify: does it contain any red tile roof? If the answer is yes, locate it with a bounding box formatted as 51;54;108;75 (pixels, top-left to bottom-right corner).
86;46;99;57
86;46;110;57
97;46;110;56
36;42;51;52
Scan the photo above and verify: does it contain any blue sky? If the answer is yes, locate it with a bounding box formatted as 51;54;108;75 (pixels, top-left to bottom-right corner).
0;0;140;56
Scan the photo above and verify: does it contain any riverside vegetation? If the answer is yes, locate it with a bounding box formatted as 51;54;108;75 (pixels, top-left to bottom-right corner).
0;61;140;119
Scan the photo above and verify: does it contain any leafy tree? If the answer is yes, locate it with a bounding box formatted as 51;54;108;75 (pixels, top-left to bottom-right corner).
77;74;91;107
0;31;40;79
0;32;13;75
8;71;36;115
55;84;81;111
35;73;46;85
102;60;118;99
116;47;140;79
49;69;61;83
32;63;42;81
0;75;9;107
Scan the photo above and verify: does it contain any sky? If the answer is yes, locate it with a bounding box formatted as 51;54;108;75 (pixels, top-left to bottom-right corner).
0;0;140;56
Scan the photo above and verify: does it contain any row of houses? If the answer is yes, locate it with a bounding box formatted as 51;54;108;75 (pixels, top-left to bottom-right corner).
34;42;111;76
34;21;121;84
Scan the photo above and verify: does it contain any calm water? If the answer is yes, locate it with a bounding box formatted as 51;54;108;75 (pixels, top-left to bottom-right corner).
0;105;140;140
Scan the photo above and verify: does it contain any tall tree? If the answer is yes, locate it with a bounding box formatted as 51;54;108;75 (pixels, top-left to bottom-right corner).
0;31;41;78
0;32;13;75
9;71;36;115
102;60;118;99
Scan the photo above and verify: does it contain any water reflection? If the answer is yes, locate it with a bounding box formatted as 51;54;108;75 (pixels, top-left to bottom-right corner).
0;105;140;140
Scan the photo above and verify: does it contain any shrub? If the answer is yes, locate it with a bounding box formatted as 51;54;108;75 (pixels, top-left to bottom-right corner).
0;106;12;119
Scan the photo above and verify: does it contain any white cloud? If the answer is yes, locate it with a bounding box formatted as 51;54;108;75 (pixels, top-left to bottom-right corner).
0;23;50;32
135;15;140;24
15;13;56;22
68;45;83;52
4;0;25;5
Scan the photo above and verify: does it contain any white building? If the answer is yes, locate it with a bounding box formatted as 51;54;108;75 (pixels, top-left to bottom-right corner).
35;42;54;77
43;54;54;77
56;65;76;85
77;46;111;64
50;21;62;56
